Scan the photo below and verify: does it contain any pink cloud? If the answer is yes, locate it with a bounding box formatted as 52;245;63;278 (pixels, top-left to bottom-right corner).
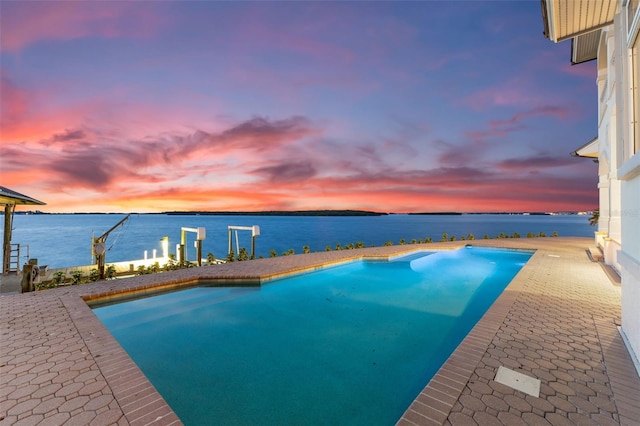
464;106;570;144
0;1;169;52
2;116;318;192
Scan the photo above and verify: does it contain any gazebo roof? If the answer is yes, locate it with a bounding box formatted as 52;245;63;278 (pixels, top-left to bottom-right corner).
0;186;46;206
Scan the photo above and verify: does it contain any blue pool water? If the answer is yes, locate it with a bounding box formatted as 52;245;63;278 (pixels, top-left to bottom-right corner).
93;246;533;425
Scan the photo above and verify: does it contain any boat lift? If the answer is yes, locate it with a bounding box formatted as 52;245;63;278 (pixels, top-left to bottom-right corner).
179;227;206;266
228;225;260;259
92;214;130;279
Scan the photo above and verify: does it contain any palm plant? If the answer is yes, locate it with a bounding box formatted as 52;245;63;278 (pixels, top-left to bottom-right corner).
589;208;599;226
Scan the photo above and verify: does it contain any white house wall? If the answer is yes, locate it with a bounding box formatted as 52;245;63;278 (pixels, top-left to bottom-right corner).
593;4;640;370
620;175;640;370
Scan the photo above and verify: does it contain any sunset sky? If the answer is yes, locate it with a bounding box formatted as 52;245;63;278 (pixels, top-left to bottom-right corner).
1;1;598;213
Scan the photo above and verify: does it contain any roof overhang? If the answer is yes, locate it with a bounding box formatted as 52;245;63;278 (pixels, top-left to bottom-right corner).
571;30;601;64
541;0;617;43
571;137;599;162
0;186;46;206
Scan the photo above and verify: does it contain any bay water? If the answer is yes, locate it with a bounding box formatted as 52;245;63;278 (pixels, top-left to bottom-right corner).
3;213;593;269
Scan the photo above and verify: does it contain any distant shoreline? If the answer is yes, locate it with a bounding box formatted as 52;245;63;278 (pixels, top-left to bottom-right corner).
6;210;590;216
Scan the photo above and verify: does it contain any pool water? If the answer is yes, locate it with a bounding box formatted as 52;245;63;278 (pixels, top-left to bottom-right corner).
93;246;532;425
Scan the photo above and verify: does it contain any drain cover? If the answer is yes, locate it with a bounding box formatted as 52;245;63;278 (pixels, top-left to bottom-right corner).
494;366;541;397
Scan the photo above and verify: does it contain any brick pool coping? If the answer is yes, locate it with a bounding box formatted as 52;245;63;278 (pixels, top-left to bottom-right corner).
2;238;639;425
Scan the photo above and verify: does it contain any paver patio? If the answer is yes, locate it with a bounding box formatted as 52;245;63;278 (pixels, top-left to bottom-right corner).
1;237;639;425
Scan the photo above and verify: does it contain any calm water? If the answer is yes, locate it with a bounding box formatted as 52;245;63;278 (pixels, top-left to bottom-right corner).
93;247;532;425
2;213;592;268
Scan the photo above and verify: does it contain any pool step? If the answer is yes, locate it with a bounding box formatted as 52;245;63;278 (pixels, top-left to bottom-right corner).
587;246;604;262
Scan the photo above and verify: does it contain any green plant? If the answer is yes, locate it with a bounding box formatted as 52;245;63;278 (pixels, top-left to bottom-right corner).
449;235;456;241
512;232;520;238
163;258;177;271
237;248;249;261
105;265;117;279
467;233;475;240
425;237;433;243
589;208;599;226
383;241;393;246
440;233;448;242
88;269;100;282
207;252;216;263
538;231;546;237
410;239;417;244
399;238;406;245
498;232;506;239
483;234;489;239
226;251;235;262
303;245;310;254
270;249;278;258
325;245;332;251
355;241;365;249
460;236;466;241
70;270;83;285
552;231;558;237
53;271;65;286
335;243;342;250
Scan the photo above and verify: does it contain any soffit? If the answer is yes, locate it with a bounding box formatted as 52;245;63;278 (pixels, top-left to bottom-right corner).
542;0;617;43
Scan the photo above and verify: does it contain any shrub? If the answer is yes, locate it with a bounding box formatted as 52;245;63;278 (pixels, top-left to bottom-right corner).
552;231;558;237
70;270;83;285
237;248;249;261
399;238;406;245
164;258;178;271
440;233;448;242
53;271;65;286
207;252;216;263
226;251;235;262
383;241;393;246
538;231;546;237
303;245;311;254
325;245;332;251
512;232;520;238
105;265;117;279
270;249;278;258
88;269;100;282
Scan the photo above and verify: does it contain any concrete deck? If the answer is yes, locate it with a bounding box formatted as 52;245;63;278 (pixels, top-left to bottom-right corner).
1;238;639;425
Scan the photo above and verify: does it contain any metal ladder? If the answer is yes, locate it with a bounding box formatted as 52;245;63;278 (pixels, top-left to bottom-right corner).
9;244;21;273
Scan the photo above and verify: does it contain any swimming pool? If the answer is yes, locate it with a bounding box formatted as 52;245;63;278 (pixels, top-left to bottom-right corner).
92;246;532;425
